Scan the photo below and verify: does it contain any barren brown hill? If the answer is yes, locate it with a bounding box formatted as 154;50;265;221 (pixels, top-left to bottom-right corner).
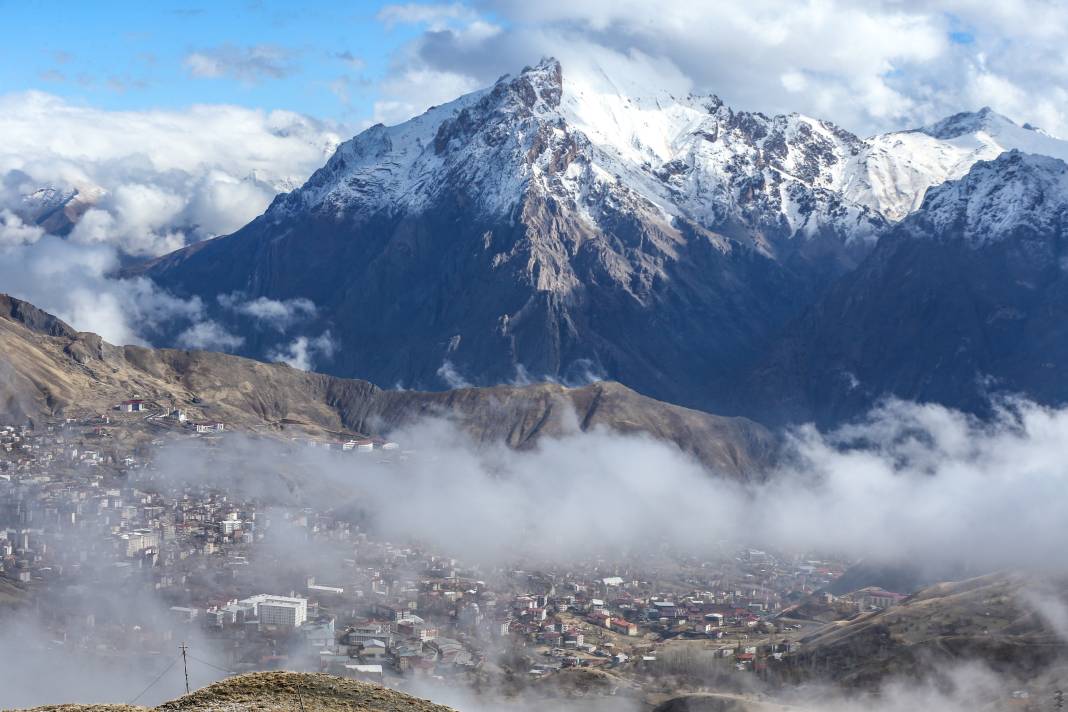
790;572;1068;686
0;294;774;478
10;671;456;712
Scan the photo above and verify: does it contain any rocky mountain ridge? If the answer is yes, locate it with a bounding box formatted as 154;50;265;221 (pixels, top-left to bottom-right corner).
0;293;774;478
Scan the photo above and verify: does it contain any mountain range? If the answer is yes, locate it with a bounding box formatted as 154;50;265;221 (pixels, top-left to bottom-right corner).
127;59;1068;425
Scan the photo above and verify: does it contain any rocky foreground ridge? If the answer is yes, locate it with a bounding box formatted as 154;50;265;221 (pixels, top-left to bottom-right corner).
0;293;773;478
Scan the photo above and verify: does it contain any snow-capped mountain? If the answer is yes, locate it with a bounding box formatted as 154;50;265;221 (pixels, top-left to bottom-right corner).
17;185;104;236
843;107;1068;221
142;59;1068;421
275;59;886;260
272;60;1068;248
907;150;1068;243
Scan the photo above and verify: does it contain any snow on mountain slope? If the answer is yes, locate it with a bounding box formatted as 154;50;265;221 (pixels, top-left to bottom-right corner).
557;70;883;242
906;150;1068;244
271;59;884;252
275;59;1068;258
17;185;105;236
843;107;1068;221
739;149;1068;426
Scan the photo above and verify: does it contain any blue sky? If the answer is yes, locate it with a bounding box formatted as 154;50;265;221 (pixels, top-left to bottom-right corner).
1;0;1064;140
0;0;427;125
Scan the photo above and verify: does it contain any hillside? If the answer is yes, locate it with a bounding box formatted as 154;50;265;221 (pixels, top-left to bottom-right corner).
13;671;456;712
0;294;774;478
788;572;1068;686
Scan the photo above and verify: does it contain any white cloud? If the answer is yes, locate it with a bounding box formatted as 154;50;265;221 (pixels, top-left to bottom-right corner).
69;184;187;256
0;208;44;246
217;293;318;331
436;359;472;389
150;395;1068;573
372;0;1068;137
0;235;205;346
268;331;337;371
176;320;245;351
371;68;483;125
183;44;296;83
0;90;342;257
377;3;480;29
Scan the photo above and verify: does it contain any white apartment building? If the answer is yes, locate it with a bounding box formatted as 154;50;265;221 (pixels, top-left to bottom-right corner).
237;593;308;628
118;529;159;556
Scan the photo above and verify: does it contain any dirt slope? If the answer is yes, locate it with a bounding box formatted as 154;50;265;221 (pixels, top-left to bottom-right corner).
0;294;775;478
11;671;456;712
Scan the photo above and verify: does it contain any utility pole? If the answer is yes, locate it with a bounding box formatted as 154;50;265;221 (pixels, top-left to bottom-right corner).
179;642;190;694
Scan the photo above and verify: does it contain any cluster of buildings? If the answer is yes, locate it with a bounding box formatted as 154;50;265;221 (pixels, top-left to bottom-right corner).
0;412;890;693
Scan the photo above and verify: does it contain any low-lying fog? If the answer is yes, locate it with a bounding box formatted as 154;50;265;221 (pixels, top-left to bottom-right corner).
3;396;1067;709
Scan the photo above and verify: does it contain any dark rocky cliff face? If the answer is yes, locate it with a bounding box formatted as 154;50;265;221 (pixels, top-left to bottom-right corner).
146;192;814;414
737;152;1068;425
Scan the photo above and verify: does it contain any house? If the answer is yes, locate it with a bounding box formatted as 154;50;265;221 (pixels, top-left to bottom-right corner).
118;400;146;413
357;639;389;661
343;664;384;683
195;422;225;434
302;619;336;653
651;601;680;618
858;588;906;610
695;622;719;634
170;606;199;622
588;611;612;628
343;438;375;452
344;622;393;647
610;618;638;636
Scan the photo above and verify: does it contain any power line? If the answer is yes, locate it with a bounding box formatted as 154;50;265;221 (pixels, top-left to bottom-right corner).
128;656;180;705
187;653;236;675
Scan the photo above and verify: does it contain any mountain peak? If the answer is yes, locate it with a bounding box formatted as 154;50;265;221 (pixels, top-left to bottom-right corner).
493;56;564;110
910;150;1068;243
919;106;1018;140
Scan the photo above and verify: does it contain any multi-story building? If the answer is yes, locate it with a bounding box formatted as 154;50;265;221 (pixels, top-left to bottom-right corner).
118;529;159;556
238;594;308;628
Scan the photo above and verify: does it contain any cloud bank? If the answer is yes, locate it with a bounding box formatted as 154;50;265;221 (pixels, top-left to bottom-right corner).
152;396;1068;573
0;93;346;346
372;0;1068;138
0;90;341;257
